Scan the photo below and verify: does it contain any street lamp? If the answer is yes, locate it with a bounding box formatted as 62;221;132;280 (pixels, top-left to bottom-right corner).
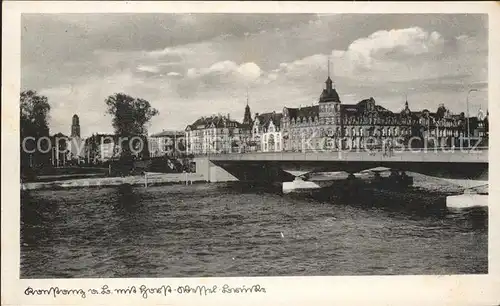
467;88;478;148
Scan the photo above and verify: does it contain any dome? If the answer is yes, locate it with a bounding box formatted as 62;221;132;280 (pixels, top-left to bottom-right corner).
319;88;341;103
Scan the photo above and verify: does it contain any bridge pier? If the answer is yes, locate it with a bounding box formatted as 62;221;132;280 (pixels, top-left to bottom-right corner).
193;157;238;183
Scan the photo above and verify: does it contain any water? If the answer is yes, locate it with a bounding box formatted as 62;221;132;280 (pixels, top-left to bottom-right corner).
20;183;487;278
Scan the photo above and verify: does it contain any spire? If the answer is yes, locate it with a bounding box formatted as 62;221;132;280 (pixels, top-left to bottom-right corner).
328;56;330;78
325;56;333;93
243;88;252;125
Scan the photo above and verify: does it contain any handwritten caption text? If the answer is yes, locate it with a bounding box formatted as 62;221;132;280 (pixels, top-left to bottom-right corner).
25;284;266;299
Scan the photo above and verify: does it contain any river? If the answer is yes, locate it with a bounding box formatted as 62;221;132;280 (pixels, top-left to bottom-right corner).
20;183;487;278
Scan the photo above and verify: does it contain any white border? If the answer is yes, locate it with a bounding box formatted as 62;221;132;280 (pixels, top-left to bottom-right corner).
2;2;500;305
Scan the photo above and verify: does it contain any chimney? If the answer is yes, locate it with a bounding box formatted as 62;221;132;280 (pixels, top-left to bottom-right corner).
227;113;230;120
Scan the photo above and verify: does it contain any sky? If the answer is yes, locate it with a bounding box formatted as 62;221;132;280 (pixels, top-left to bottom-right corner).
21;13;488;138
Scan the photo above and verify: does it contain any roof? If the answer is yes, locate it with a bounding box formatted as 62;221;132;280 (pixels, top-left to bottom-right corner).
150;130;184;138
186;115;242;131
239;123;252;130
256;112;282;129
52;132;68;138
285;105;319;121
319;88;341;103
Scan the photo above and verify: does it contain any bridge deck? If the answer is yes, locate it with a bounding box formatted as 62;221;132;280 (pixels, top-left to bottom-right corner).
208;149;488;163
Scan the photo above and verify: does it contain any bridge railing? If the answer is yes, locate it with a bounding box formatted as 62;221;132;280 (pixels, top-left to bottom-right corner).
191;146;488;157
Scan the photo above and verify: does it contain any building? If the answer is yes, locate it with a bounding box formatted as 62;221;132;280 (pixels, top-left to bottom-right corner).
185;114;245;155
148;130;185;157
282;68;469;152
466;109;489;147
251;111;283;152
50;132;69;167
83;134;120;164
49;114;86;166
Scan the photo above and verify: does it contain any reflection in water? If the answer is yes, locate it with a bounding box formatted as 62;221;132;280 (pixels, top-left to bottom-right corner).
111;184;154;239
21;190;61;247
20;183;488;278
112;184;140;215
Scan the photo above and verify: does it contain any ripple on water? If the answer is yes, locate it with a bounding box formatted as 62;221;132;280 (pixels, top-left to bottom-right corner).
20;184;488;277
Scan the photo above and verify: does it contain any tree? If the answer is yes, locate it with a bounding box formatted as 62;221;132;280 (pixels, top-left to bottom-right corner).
20;90;51;172
436;105;447;120
104;93;158;159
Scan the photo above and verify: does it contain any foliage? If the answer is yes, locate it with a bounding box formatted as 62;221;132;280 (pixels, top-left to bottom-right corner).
105;93;159;137
104;93;158;158
20;90;51;139
20;90;51;170
436;105;447;120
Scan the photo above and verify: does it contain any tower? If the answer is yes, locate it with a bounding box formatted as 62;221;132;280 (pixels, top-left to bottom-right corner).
401;94;411;117
71;114;80;138
242;88;252;125
319;56;341;119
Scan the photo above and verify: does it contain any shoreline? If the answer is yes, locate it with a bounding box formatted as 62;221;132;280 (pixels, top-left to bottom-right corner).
21;172;206;191
20;171;480;195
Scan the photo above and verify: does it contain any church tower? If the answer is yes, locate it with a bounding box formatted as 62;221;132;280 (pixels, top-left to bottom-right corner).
71;114;80;138
242;89;252;125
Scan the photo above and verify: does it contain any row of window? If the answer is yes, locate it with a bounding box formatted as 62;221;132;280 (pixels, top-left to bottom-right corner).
283;116;464;127
186;128;249;136
262;141;281;152
285;126;465;138
319;103;340;113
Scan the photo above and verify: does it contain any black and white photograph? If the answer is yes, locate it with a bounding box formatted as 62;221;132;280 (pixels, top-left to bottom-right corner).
18;11;490;278
3;2;500;305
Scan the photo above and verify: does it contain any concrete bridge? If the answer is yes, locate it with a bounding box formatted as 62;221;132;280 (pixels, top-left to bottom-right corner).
196;149;488;183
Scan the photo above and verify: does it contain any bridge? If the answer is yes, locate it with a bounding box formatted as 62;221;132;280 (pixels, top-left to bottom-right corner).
195;149;488;183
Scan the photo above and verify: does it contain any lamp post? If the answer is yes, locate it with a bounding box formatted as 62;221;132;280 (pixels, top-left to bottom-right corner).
467;88;478;148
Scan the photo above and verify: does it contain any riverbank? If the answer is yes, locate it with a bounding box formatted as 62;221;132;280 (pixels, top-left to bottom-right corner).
21;172;206;190
20;170;486;194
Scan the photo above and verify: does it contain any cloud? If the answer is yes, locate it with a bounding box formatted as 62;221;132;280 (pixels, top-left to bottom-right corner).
236;62;262;81
22;14;488;137
186;60;262;83
347;27;445;67
167;71;182;77
145;47;194;59
270;27;452;83
137;65;160;73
